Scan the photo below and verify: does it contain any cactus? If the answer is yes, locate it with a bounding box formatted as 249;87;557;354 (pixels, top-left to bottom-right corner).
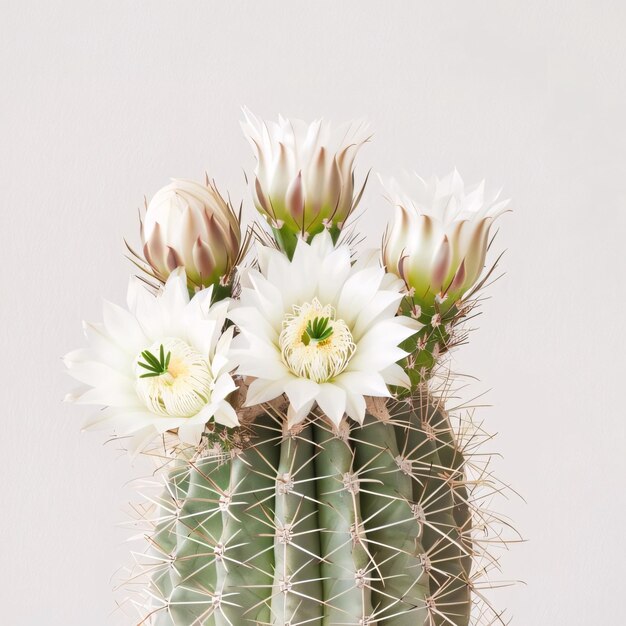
63;114;514;625
137;387;487;626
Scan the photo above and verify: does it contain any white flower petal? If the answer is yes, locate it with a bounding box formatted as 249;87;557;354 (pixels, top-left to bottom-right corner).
310;228;335;256
161;267;191;312
126;426;161;460
64;385;90;404
184;286;214;320
336;266;385;327
83;409;177;435
351;247;381;271
229;306;279;344
234;355;290;380
151;415;191;435
245;376;289;406
230;329;280;356
186;319;219;357
132;283;167;339
317;244;352;306
212;373;238;403
351;289;404;341
177;421;206;446
348;345;407;374
315;383;347;426
334;371;390;398
345;391;367;424
81;322;129;371
284;378;320;411
246;270;285;327
102;300;147;353
211;326;236;375
265;248;305;305
288;400;314;428
348;320;412;370
213;401;240;428
381;363;411;388
64;359;132;391
74;384;142;408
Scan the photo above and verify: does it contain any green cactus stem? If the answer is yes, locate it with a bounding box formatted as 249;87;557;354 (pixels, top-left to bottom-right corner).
142;402;475;626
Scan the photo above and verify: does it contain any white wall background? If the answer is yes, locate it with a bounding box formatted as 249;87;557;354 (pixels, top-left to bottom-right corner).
2;1;625;624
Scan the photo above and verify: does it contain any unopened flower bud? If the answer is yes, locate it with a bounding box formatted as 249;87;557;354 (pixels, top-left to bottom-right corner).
140;179;241;293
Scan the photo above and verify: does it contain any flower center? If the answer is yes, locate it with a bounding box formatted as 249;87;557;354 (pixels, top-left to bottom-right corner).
135;338;213;417
279;299;355;383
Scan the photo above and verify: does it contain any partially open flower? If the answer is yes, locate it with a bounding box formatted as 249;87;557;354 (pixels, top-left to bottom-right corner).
241;108;369;257
139;179;242;293
382;170;509;312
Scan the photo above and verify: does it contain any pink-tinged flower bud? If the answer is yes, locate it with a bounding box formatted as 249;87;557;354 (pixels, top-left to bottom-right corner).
139;179;242;293
382;170;509;311
241;108;370;257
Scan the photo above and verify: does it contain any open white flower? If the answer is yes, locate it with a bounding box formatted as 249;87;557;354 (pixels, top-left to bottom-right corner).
382;170;509;311
64;269;239;452
228;231;419;426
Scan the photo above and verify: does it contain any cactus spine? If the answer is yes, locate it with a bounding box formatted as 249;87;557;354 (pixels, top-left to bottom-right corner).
140;390;481;626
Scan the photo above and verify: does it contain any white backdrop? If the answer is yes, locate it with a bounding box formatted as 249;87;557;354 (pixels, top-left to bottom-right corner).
2;1;625;624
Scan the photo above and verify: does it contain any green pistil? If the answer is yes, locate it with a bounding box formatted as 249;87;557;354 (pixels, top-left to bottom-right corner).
138;344;172;378
302;316;334;346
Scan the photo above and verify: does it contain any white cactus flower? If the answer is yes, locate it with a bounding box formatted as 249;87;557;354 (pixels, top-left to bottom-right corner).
241;109;370;255
228;231;419;427
64;269;239;453
141;179;242;291
382;170;509;311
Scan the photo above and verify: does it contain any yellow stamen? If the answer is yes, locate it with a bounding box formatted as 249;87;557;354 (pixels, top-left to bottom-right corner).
279;299;355;383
